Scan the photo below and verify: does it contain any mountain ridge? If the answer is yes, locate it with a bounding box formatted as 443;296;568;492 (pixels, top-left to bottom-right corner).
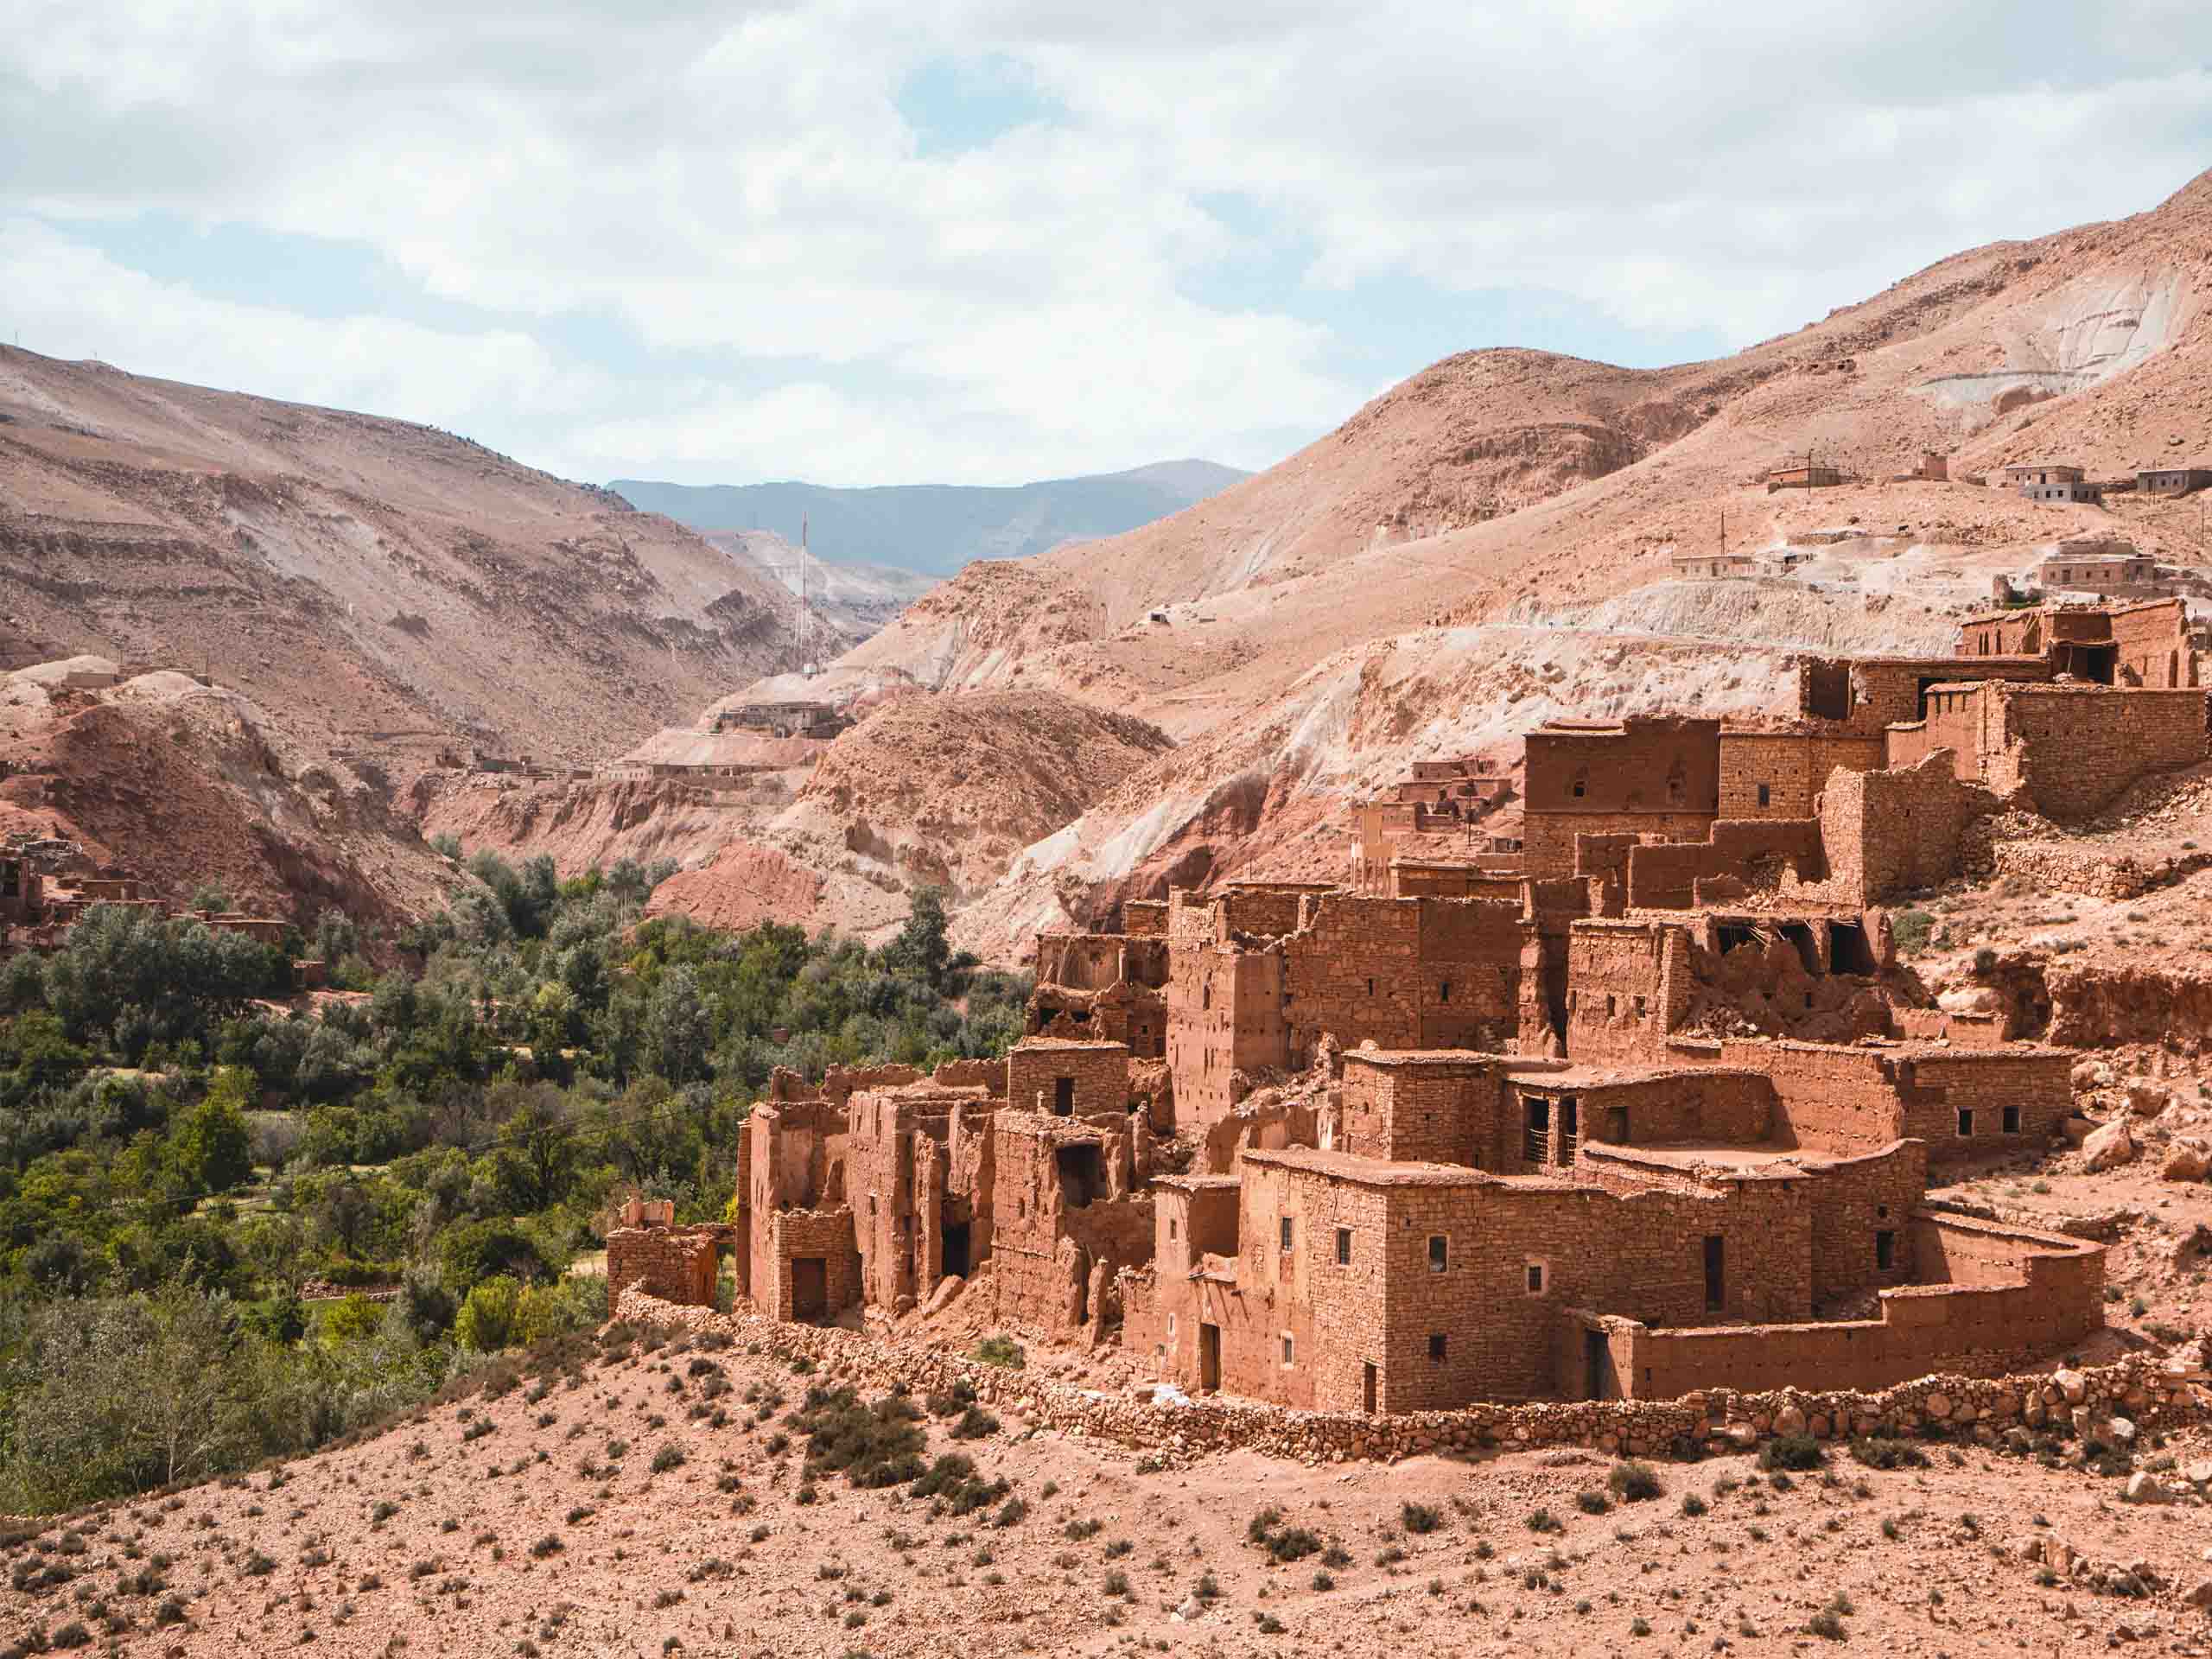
609;458;1249;578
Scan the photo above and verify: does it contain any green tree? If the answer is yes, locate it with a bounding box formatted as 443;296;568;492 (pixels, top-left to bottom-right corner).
170;1069;255;1194
454;1274;522;1351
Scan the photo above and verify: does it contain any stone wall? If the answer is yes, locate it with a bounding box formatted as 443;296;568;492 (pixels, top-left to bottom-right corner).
1716;730;1883;817
1562;920;1690;1063
620;1281;2203;1471
1007;1039;1130;1119
758;1207;861;1323
604;1224;721;1306
1624;818;1824;908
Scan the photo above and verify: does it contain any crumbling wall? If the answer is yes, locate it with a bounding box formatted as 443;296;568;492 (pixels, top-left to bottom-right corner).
1788;753;1993;907
605;1224;720;1306
1624;819;1823;908
759;1208;861;1323
1562;920;1689;1063
2108;598;2195;688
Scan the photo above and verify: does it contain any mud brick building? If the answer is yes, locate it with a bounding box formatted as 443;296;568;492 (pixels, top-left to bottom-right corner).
676;602;2186;1416
1027;930;1168;1056
1350;756;1515;892
1166;883;1524;1132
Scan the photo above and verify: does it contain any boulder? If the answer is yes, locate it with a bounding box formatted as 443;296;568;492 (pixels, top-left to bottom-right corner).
2074;1058;2115;1092
2060;1115;2094;1147
2185;1580;2212;1610
2054;1368;2088;1405
2160;1138;2210;1183
2083;1117;2138;1172
2121;1471;2170;1504
2125;1079;2173;1118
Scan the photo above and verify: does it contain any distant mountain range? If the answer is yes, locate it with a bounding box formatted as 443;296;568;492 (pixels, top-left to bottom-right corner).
609;459;1250;578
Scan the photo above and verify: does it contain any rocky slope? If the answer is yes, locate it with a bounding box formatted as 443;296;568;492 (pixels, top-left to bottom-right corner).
0;346;802;770
4;1314;2206;1659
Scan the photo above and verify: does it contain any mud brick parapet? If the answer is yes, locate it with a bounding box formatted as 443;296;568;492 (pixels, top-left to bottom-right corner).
615;1285;2207;1468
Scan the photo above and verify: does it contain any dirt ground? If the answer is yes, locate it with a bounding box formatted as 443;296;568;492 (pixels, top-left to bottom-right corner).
6;1320;2208;1659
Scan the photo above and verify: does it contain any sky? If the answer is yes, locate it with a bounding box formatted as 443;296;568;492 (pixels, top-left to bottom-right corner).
3;1;2209;489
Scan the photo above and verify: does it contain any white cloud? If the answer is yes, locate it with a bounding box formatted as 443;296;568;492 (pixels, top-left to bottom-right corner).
2;0;2208;486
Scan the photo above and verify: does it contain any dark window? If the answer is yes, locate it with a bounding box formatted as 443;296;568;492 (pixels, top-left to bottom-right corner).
1702;1235;1725;1313
1757;783;1770;808
1427;1236;1446;1274
1365;976;1375;995
1335;1227;1352;1266
1279;1216;1294;1252
1052;1076;1075;1116
1525;1262;1545;1294
1956;1109;1974;1137
1427;1333;1446;1361
1571;779;1586;798
2002;1105;2021;1134
1876;1230;1896;1270
1439;979;1451;1003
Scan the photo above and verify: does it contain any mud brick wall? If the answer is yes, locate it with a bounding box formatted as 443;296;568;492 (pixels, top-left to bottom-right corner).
1791;753;1990;907
1413;898;1522;1046
1721;1039;1904;1154
1716;731;1883;817
1804;657;2051;737
1551;1071;1776;1147
1624;818;1822;908
1168;944;1283;1130
1339;1055;1512;1166
1523;810;1718;880
1278;893;1422;1061
1902;1049;2072;1154
1217;885;1313;939
2109;599;2195;687
1804;1141;1925;1306
605;1226;719;1306
760;1208;860;1322
1007;1039;1129;1118
1626;1211;2101;1396
1122;900;1168;937
747;1102;855;1306
1523;719;1721;816
1562;922;1690;1063
2000;686;2206;820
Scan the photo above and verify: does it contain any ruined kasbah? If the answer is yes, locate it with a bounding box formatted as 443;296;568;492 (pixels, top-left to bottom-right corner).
610;598;2206;1444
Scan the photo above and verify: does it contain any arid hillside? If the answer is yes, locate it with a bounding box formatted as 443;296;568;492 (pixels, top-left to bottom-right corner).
0;346;802;769
1;662;461;925
5;1308;2205;1659
800;168;2212;955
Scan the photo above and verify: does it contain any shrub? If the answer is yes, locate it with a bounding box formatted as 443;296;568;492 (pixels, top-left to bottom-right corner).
972;1336;1025;1370
530;1535;563;1559
947;1407;1000;1441
1525;1509;1562;1534
1758;1434;1824;1472
1849;1437;1928;1471
789;1388;925;1489
1400;1502;1442;1535
1608;1460;1663;1503
651;1445;686;1475
1681;1494;1708;1517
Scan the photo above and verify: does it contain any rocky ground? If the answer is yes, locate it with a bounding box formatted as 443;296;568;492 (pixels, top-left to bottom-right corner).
5;1317;2209;1659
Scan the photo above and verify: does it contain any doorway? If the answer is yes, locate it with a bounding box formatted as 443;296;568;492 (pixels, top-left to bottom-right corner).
1585;1328;1609;1401
1198;1323;1221;1392
1702;1236;1725;1314
791;1256;828;1320
942;1221;971;1279
1362;1362;1377;1414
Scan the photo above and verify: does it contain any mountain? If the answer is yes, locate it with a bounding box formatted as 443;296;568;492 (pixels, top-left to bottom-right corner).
607;459;1250;578
808;166;2212;953
0;347;801;766
700;529;940;647
0;346;803;921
